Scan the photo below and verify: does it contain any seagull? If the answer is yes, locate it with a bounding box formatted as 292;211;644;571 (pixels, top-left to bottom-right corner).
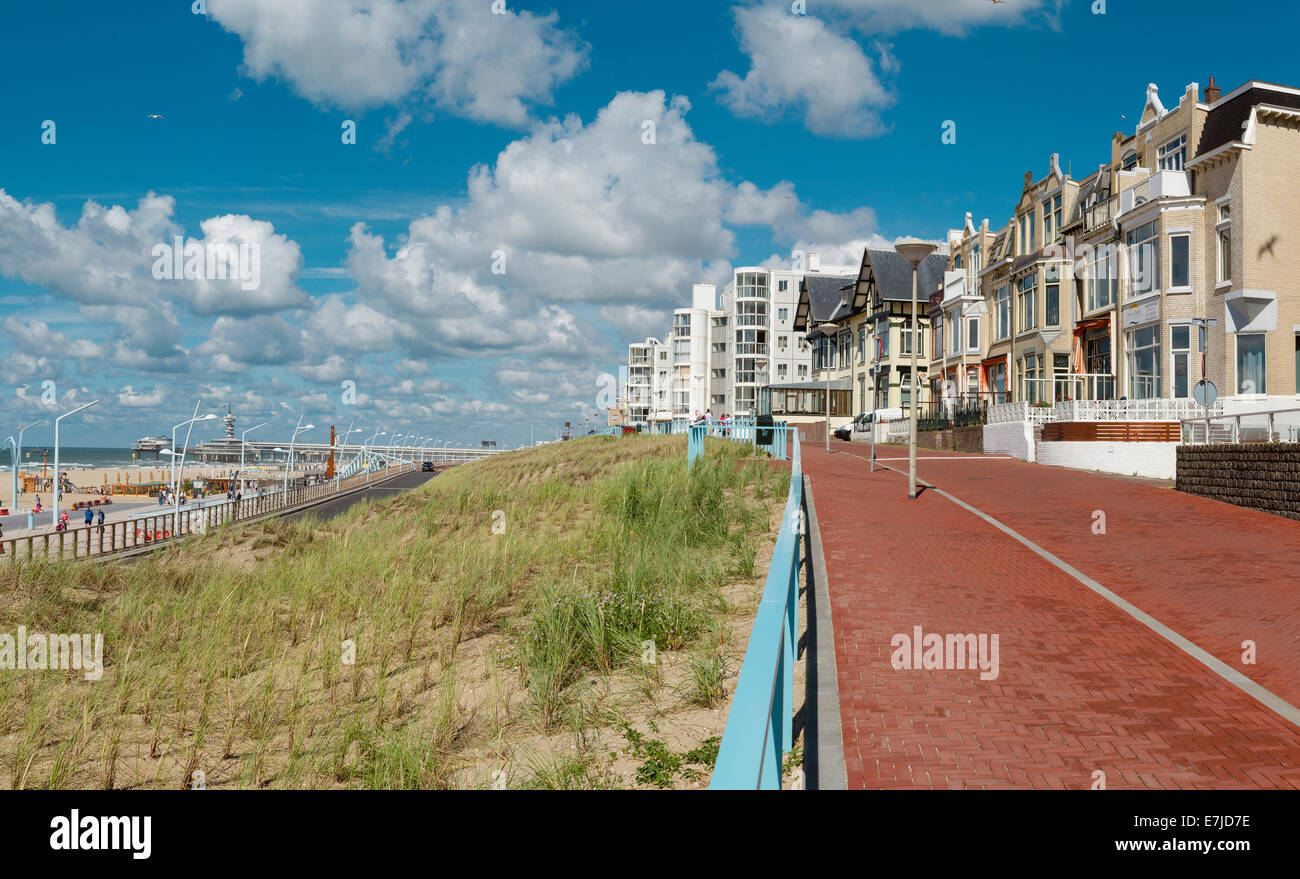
146;114;164;120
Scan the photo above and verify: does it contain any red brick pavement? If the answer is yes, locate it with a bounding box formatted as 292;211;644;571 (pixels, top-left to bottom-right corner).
805;441;1300;789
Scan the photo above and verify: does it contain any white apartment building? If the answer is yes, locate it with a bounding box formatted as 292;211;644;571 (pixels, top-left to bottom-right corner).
671;284;725;427
718;253;858;416
626;336;672;427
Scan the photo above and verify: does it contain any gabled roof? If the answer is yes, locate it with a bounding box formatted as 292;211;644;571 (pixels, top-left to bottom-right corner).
794;274;856;333
1196;83;1300;156
854;249;948;308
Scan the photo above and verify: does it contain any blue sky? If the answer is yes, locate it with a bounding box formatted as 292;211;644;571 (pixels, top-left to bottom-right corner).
0;0;1292;448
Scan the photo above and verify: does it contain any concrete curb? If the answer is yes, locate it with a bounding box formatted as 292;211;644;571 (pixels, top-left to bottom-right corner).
803;474;847;790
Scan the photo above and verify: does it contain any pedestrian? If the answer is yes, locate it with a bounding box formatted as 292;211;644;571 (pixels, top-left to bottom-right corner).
96;510;105;526
60;510;69;530
33;496;41;513
84;508;93;528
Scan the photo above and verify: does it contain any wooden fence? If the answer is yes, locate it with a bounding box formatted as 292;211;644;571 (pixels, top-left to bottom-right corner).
0;464;416;563
1040;421;1181;443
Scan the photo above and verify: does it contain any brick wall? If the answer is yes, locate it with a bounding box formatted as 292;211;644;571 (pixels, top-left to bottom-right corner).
1176;444;1300;520
915;425;983;453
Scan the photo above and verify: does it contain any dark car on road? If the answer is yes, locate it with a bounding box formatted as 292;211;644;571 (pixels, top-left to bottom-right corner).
421;461;436;471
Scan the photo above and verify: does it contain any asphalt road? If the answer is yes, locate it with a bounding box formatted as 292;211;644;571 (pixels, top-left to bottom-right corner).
279;468;440;523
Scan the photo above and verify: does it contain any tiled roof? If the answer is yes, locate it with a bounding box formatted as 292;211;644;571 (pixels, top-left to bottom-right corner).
1197;84;1300;156
864;249;948;303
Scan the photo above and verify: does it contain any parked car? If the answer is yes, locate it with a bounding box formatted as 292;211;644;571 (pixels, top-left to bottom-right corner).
421;461;436;471
833;413;871;441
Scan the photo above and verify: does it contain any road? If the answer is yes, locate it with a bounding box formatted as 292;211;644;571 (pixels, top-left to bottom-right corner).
279;468;440;522
804;441;1300;789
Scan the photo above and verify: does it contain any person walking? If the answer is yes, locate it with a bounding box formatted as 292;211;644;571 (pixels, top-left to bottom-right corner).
96;510;105;527
84;507;93;528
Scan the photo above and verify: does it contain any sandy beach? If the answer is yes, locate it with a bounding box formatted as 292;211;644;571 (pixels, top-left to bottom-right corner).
0;462;324;512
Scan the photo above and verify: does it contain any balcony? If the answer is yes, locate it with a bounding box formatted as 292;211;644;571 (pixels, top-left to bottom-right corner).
1119;170;1190;215
1083;196;1116;232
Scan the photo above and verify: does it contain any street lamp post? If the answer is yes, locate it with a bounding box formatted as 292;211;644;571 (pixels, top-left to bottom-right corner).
895;238;938;500
172;410;219;533
6;419;44;510
363;429;385;482
240;421;268;498
817;323;841;453
335;420;357;490
281;417;314;505
52;401;100;529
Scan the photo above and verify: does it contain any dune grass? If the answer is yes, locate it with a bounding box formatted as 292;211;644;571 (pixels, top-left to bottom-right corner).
0;434;787;789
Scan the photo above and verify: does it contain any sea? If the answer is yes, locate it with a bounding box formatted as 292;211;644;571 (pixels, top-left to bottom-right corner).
0;447;173;472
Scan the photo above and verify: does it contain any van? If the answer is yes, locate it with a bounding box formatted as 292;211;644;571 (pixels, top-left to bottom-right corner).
861;408;904;424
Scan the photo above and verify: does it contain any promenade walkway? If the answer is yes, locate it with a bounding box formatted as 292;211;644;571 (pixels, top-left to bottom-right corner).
803;441;1300;789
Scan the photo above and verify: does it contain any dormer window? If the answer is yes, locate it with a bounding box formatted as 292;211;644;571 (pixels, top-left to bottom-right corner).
1122;150;1138;171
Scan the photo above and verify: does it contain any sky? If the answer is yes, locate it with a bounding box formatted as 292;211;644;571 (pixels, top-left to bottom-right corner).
0;0;1293;449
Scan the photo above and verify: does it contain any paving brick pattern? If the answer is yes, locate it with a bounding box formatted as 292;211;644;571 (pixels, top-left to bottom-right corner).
804;442;1300;789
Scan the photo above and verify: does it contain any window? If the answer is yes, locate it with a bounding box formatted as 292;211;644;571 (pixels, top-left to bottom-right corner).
1170;234;1190;289
899;372;911;409
797;364;808;379
777;335;788;351
777;363;787;379
1172;325;1190;398
1127;325;1160;399
995;286;1011;339
1126;221;1159;297
777;280;788;292
777;307;788;322
1018;213;1035;254
1237;334;1266;395
877;320;891;357
967;317;979;352
1017;274;1037;332
1045;266;1060;327
1089;244;1118;311
989;361;1008;404
1043;195;1062;242
1158;135;1186;171
901;319;923;356
736;300;767;327
837;331;851;369
712;368;726;380
1218;228;1232;284
711;342;726;353
932;315;943;359
1121;149;1138;170
737;272;769;298
1022;352;1044;403
858;325;867;362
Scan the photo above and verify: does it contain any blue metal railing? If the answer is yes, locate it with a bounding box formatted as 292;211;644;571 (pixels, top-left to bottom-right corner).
704;426;803;789
686;418;793;464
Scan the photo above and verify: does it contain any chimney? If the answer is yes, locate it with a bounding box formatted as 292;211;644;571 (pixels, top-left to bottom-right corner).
807;251;821;272
1205;76;1220;103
